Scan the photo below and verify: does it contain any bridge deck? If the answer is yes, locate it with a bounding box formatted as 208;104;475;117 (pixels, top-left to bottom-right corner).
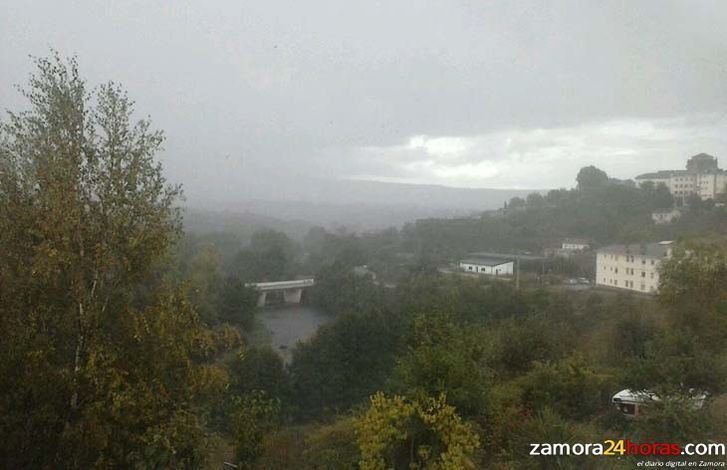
246;278;315;291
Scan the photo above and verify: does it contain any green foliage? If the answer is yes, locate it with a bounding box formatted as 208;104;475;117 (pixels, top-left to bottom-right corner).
492;407;607;469
302;418;360;469
288;311;405;420
172;238;257;327
491;316;569;377
625;328;727;394
607;298;658;360
0;53;232;467
576;166;609;191
516;355;616;421
659;241;727;341
394;275;530;324
229;229;297;282
184;244;224;324
308;260;385;315
228;346;288;400
630;394;714;442
624;242;727;394
392;313;491;417
395;165;688;263
355;392;480;470
304;227;367;271
231;391;282;468
219;276;258;328
253;420;360;470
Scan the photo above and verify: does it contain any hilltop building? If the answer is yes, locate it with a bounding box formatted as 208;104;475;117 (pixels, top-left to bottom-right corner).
543;238;592;258
561;238;590;251
635;153;727;201
651;208;681;225
595;241;674;294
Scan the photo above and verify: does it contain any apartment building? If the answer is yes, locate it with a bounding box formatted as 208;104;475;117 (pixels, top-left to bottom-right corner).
635;153;727;201
596;241;674;293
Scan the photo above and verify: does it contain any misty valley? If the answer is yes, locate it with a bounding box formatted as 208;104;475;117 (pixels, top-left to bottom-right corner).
3;4;727;469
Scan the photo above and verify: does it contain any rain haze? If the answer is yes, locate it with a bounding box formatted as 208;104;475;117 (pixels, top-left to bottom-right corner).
4;3;727;467
3;0;727;225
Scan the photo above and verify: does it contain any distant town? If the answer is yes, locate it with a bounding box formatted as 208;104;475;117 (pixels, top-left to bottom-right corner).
456;153;725;295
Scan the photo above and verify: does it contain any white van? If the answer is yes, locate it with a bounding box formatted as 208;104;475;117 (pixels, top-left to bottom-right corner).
611;389;707;418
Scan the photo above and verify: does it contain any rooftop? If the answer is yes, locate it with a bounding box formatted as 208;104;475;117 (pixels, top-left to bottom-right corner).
469;251;546;261
635;170;687;180
563;238;590;245
460;255;514;266
636;154;724;179
597;241;674;258
653;208;681;215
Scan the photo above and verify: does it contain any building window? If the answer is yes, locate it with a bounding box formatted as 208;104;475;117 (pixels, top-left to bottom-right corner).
641;272;646;278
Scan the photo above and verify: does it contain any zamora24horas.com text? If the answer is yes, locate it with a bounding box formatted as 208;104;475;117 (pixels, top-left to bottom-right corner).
530;440;726;460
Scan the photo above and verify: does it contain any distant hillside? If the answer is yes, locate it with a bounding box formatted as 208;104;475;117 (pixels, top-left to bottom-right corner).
294;178;537;210
188;177;537;231
182;208;311;240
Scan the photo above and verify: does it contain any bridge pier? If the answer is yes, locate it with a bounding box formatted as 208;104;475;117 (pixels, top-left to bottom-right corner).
256;291;268;308
282;288;303;304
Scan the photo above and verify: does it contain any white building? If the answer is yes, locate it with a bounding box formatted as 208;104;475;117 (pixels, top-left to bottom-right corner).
561;238;590;251
596;241;674;294
635;153;727;201
459;255;514;277
651;208;681;225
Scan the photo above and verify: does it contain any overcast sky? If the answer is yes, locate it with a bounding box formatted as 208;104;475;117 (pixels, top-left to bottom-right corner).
3;0;727;200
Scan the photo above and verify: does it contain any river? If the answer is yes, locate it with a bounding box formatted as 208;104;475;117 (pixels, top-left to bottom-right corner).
256;305;332;363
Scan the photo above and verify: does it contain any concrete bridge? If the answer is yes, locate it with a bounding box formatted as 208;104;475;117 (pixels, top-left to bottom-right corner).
246;278;315;307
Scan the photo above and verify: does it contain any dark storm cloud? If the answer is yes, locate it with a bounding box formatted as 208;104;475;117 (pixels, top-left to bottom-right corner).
2;0;727;198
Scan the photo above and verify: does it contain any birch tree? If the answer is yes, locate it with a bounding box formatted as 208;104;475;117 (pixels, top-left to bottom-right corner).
0;53;228;468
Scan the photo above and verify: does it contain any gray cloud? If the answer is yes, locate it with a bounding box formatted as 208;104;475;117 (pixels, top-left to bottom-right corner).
3;0;727;201
328;115;727;189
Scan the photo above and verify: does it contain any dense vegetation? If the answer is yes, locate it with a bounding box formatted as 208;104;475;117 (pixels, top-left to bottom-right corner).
2;55;727;469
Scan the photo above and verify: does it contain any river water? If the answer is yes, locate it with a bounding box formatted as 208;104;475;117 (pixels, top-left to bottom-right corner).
257;305;332;363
